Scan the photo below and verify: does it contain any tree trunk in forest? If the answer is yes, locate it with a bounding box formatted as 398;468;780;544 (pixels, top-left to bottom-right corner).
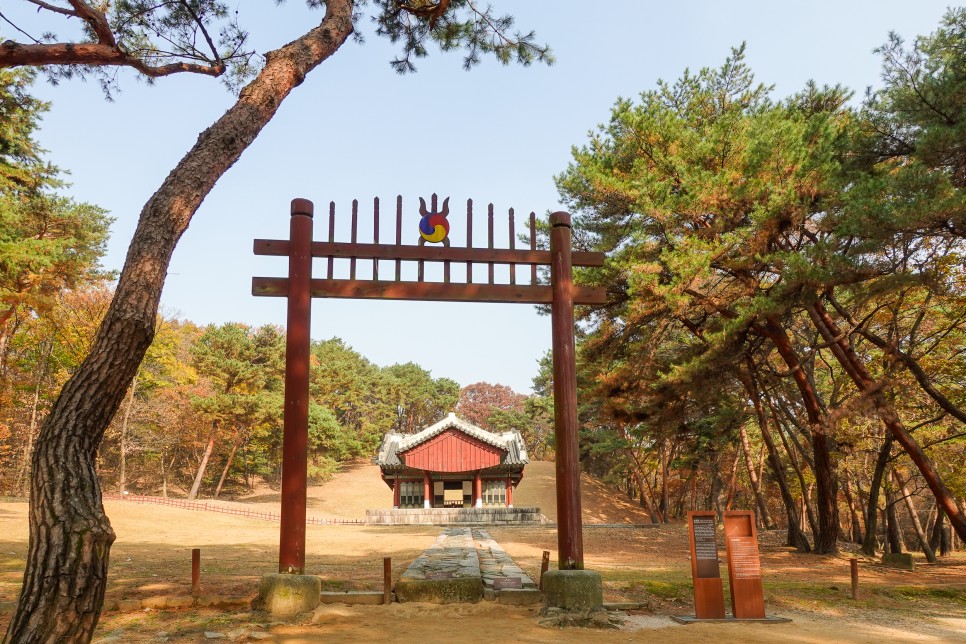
118;376;138;495
617;426;663;523
863;431;892;555
894;470;936;563
809;300;966;544
160;451;168;498
711;463;724;518
724;451;741;511
740;364;810;550
213;431;244;499
188;421;219;500
622;447;661;524
660;441;671;521
931;509;951;556
759;316;839;553
738;423;774;528
767;389;821;541
17;341;51;496
856;473;869;532
841;470;864;544
5;5;355;640
673;471;693;519
885;482;905;554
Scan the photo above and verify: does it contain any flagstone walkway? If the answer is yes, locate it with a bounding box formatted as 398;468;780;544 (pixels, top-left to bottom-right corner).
394;527;540;605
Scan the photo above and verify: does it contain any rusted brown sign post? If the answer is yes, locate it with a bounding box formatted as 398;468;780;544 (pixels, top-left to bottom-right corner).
723;510;765;619
687;511;725;619
253;196;605;574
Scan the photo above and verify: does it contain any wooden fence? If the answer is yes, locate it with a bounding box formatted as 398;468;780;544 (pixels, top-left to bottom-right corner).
103;493;364;525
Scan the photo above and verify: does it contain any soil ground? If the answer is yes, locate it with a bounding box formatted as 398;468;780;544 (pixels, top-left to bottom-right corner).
1;461;965;642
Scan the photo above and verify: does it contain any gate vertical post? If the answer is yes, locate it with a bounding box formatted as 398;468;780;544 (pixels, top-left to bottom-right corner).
279;198;313;573
549;211;584;570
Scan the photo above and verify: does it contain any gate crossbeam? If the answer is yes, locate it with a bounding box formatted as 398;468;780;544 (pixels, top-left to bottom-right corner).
253;277;605;304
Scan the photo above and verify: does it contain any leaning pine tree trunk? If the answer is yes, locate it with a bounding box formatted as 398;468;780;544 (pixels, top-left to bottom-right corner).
5;5;354;642
862;431;892;556
738;364;810;552
808;300;966;545
759;316;839;553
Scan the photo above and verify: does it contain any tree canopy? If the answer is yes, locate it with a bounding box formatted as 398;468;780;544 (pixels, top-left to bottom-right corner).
556;16;966;555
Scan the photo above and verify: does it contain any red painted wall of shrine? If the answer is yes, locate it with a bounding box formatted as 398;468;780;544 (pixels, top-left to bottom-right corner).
401;429;503;472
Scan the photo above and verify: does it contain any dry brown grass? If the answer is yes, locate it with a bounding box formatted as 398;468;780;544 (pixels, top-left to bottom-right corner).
0;462;964;642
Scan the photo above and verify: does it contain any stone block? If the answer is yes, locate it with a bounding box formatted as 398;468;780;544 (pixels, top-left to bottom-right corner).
319;591;386;605
116;599;142;612
603;601;646;611
882;552;915;570
196;595;252;609
140;596;169;609
541;570;603;612
164;595;197;609
394;576;483;604
497;588;542;605
254;573;321;618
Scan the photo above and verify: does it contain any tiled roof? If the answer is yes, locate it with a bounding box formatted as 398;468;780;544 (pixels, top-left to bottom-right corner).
376;412;529;469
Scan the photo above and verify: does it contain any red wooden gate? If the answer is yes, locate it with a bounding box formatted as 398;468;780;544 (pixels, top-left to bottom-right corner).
253;195;605;573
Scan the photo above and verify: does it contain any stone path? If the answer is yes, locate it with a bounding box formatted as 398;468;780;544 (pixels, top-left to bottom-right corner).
394;527;540;605
473;528;539;604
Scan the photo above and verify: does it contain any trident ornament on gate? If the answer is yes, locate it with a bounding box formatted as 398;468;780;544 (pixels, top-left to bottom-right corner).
417;196;450;246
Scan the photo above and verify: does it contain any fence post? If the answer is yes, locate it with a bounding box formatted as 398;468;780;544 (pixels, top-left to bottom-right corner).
539;550;550;590
850;558;859;600
383;557;392;605
191;548;201;597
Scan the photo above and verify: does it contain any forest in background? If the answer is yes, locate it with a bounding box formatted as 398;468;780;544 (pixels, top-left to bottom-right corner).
0;9;963;565
0;282;552;498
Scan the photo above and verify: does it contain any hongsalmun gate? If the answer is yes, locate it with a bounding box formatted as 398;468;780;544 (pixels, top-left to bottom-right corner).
250;193;607;613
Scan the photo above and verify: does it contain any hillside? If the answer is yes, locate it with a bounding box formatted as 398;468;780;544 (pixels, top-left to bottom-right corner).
280;460;655;524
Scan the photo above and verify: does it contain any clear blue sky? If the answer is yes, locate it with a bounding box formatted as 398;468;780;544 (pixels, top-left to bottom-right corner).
9;1;954;393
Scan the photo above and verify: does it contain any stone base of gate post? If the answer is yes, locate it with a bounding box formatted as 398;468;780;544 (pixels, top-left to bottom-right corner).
540;569;603;612
254;573;321;618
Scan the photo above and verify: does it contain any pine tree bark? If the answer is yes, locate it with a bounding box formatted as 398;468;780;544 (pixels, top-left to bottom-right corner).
863;431;892;555
758;316;839;553
5;4;354;641
738;364;810;551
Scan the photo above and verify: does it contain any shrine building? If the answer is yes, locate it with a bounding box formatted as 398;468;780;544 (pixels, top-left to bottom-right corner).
376;412;528;509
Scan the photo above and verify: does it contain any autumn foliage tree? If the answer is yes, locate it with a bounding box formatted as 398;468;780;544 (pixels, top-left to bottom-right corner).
558;24;966;555
457;381;527;429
